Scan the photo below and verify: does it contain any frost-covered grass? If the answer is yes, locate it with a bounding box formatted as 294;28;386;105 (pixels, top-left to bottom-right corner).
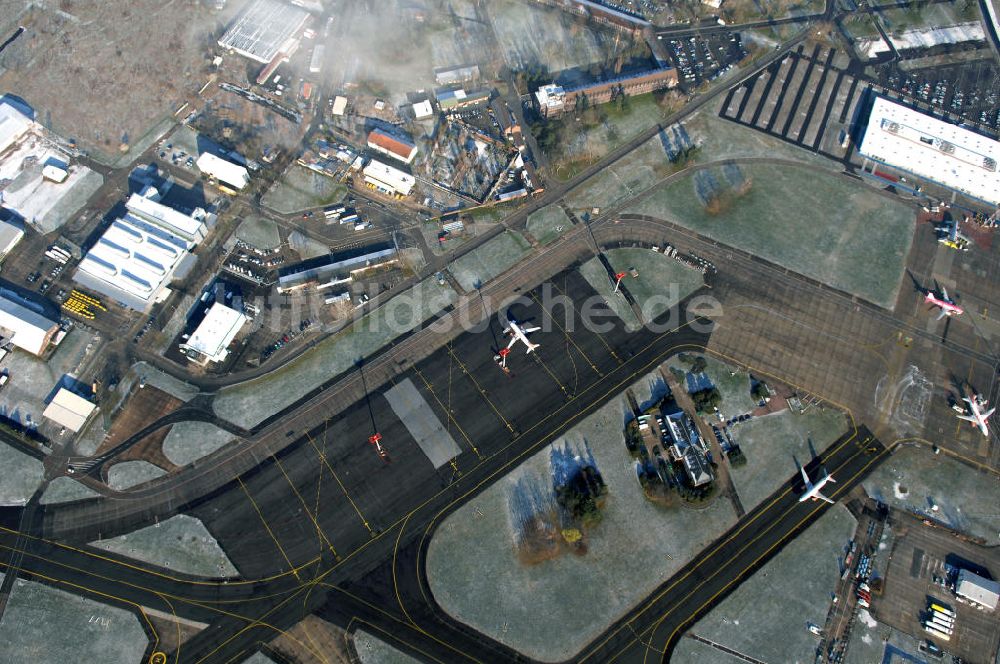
626;163;915;308
863;444;1000;542
0;443;43;506
727;408;850;511
40;477;99;504
162;421;235;467
578;249;705;332
354;629;421;664
107;461;166;491
447;230;532;292
0;575;146;663
261;165;346;214
667;354;757;416
525;205;572;246
90;514;237;577
673;506;856;664
426;373;738;662
213;278;457;428
235;215;281;250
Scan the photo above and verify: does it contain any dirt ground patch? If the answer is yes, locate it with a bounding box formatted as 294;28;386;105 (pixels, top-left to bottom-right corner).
95;385;183;472
0;0;233;160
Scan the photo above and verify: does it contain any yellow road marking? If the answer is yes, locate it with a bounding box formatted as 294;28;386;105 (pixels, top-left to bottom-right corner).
237;476;298;580
305;428;372;533
445;343;514;432
413;366;482;459
550;279;621;362
271;454;339;559
529;291;602;375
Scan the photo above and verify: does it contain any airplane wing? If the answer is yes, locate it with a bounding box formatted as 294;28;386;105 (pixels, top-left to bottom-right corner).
983;408;996;419
936;308;948;320
505;336;518;350
815;492;835;504
956;413;978;423
522;326;541;333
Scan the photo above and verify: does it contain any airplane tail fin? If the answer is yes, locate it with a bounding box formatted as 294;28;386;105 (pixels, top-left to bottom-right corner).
526;343;540;354
826;474;836;483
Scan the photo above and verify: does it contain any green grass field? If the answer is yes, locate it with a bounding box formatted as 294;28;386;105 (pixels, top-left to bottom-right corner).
626;163;916;307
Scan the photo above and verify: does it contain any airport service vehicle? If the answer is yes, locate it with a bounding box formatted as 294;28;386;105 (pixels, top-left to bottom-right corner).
925;617;954;636
798;464;836;504
956;394;995;436
923;623;951;642
925;286;963;320
928;613;954;630
929;603;956;618
503;316;541;354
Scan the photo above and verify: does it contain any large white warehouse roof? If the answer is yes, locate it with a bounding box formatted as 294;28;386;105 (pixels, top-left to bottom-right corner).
74;215;192;311
196;153;250;190
0;294;59;356
180;302;248;365
126;191;206;243
858;96;1000;206
218;0;309;64
0;101;33;155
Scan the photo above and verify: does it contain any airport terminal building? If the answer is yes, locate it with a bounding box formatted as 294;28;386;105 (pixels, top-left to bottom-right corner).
857;96;1000;207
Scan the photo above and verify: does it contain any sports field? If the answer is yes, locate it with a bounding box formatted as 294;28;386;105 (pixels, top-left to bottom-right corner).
626;163;916;308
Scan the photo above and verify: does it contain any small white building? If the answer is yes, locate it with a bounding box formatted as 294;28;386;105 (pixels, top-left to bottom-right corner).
309;45;325;73
0;294;59;356
0;218;24;260
412;100;434;119
956;570;999;610
41;163;69;183
534;84;566;118
196;152;250;191
42;388;98;433
180;302;248;365
363;158;415;196
331;95;348;116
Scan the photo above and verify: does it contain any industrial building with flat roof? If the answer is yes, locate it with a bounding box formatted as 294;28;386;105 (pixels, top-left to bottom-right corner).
74;189;210;311
0;292;60;356
435;87;491;111
196;152;250;190
277;242;397;292
217;0;310;64
363;159;416;197
0;217;24;261
367;129;418;164
0;100;35;156
180;302;248;365
42;388;98;433
434;64;480;86
956;569;999;610
858;95;1000;207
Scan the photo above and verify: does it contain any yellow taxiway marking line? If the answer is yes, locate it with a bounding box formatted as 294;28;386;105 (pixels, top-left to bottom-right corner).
271;454;339;559
445;343;514;432
237;476;298;581
549;278;621;362
413;366;482;459
305;428;372;533
529;291;603;376
532;351;570;396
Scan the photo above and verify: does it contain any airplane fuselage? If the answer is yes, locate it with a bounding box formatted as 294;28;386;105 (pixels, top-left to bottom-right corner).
925;293;963;316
